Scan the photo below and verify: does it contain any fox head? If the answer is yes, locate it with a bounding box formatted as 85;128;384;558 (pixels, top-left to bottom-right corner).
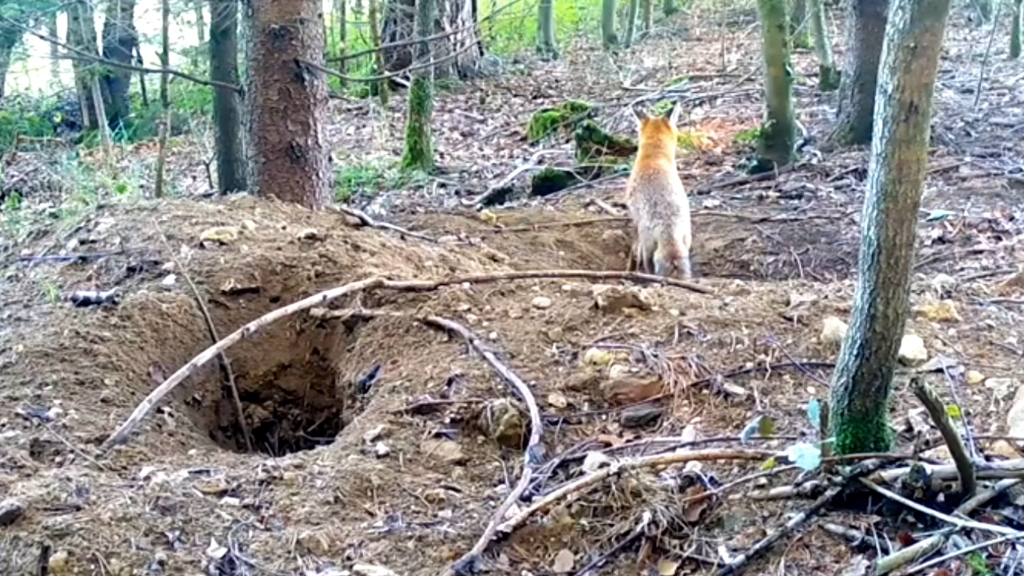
631;101;681;150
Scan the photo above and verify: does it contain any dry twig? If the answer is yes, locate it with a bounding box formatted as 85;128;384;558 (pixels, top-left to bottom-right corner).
332;204;437;243
911;376;976;497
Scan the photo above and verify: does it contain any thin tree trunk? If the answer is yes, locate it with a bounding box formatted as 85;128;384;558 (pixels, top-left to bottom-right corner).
1011;0;1023;58
381;0;482;78
335;0;348;78
640;0;653;39
195;0;207;43
756;0;796;169
829;0;953;455
67;0;102;129
790;0;811;48
368;0;388;103
101;0;139;129
809;0;838;90
0;30;18;101
624;0;640;47
155;0;171;198
210;0;247;193
401;0;436;171
537;0;557;58
46;11;60;85
244;0;331;207
829;0;888;146
601;0;618;48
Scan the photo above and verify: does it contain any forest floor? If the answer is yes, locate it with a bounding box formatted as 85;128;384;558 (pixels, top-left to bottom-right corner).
3;8;1024;576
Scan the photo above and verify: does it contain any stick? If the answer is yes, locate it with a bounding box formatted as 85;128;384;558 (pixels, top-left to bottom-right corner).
156;224;253;453
494;448;779;534
102;269;709;450
859;478;1020;535
572;511;652;576
869;459;1024;484
910;376;975;497
332;205;438;243
429;315;545;575
906;531;1024;574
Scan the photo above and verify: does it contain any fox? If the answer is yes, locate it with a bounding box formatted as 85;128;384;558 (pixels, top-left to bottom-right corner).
624;100;694;280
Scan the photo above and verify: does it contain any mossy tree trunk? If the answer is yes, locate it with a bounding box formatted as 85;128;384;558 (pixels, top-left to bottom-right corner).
663;0;679;16
67;0;103;129
537;0;557;59
640;0;653;38
624;0;640;47
101;0;139;129
756;0;796;168
830;0;888;146
243;0;331;207
1011;0;1023;58
210;0;247;193
829;0;952;456
790;0;811;48
401;0;436;171
601;0;618;48
809;0;838;90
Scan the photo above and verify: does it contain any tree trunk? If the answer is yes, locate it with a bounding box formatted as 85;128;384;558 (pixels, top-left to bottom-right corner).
381;0;482;79
401;0;436;171
829;0;952;456
975;0;993;22
0;24;20;101
210;0;247;193
194;0;207;43
368;0;389;103
790;0;811;48
640;0;653;39
46;11;60;85
624;0;640;47
756;0;796;168
809;0;838;90
830;0;887;146
155;0;171;198
243;0;331;207
537;0;557;58
101;0;139;129
66;0;103;129
601;0;618;48
334;0;348;77
1011;0;1023;58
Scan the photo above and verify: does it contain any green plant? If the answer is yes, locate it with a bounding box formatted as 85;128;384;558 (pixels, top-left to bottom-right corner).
334;161;431;201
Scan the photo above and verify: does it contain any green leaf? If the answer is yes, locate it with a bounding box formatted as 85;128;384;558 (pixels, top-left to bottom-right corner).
759;456;778;471
946;404;962;419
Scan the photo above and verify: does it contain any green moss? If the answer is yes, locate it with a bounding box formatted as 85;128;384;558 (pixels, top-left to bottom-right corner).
573;120;637;163
830;405;893;455
400;76;434;172
526;100;594;143
530;167;577;196
676;131;703;152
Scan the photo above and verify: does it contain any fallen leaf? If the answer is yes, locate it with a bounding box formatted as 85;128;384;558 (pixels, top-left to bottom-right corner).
657;558;680;576
552;548;574;573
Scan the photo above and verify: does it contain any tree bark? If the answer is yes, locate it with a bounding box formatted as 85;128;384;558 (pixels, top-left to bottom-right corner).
808;0;838;90
624;0;640;47
1011;0;1023;58
45;10;60;85
66;0;103;129
243;0;331;207
101;0;139;129
790;0;811;48
210;0;247;193
756;0;796;168
401;0;436;171
194;0;207;43
0;24;20;101
829;0;953;455
601;0;618;48
537;0;557;58
381;0;482;79
640;0;653;39
830;0;888;146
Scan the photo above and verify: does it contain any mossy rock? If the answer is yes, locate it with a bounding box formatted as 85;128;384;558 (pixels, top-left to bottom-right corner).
530;167;578;196
573;120;638;164
526;100;595;143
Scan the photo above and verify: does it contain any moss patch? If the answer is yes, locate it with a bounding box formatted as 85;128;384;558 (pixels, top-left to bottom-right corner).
526;100;595;143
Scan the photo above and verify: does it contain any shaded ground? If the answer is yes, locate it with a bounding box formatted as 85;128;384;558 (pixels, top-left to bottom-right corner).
2;7;1024;576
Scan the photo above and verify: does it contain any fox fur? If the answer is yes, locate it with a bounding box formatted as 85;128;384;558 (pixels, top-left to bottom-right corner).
624;101;693;280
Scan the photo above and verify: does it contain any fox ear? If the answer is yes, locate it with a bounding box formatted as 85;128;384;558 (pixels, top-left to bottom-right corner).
631;105;649;124
665;100;681;127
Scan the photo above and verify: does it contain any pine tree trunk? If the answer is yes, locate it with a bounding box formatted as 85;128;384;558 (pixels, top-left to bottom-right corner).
808;0;838;90
756;0;796;168
601;0;618;48
537;0;557;58
101;0;139;129
1011;0;1023;58
401;0;436;171
66;0;103;129
155;0;171;198
830;0;887;146
210;0;247;193
243;0;331;207
624;0;640;47
381;0;482;79
829;0;953;456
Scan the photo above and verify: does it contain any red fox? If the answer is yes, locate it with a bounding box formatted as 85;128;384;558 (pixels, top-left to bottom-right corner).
625;101;693;280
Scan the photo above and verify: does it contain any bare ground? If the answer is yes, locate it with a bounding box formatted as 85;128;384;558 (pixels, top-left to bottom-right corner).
2;8;1024;576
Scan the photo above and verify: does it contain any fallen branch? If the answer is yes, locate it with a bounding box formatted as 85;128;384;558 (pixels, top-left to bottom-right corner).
494;448;778;534
869;459;1024;484
332;205;438;243
102;269;708;450
859;478;1020;535
911;376;976;497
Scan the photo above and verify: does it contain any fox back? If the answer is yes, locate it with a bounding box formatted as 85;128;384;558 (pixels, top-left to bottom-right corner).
625;101;693;280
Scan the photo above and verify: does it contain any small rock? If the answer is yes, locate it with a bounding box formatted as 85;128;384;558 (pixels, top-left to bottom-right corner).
421;439;467;465
601;376;664;406
545;327;564;342
160;274;177;287
620;404;663;428
199;226;241;244
547;392;569;409
296;228;324;242
0;498;25;526
48;550;70;573
581;451;612;473
374;442;390;458
552;548;575;573
984;377;1018;396
241;219;257;232
930;273;957;296
898;334;929;366
916;299;962;323
531;296;553;309
298;531;332;556
352;564;398;576
965;370;985;385
591;284;652;314
820;316;848;344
